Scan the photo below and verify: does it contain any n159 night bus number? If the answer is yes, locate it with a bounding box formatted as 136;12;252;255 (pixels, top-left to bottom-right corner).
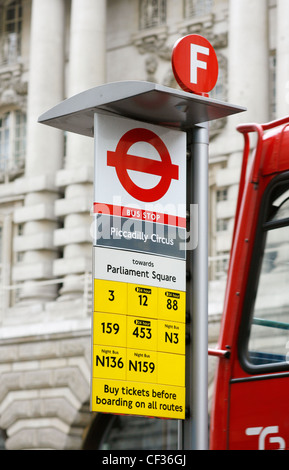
129;360;155;373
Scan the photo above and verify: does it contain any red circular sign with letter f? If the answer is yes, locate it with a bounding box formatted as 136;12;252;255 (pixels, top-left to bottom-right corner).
172;34;219;96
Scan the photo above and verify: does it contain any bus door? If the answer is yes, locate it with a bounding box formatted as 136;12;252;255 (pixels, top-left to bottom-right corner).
228;173;289;450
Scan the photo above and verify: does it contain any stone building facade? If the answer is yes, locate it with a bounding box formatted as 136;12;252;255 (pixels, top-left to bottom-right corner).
0;0;288;450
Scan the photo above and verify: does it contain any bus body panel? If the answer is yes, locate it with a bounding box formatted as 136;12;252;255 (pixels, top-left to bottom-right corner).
229;376;289;450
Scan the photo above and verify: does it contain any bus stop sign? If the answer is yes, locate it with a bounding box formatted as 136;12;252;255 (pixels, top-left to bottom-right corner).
38;78;246;448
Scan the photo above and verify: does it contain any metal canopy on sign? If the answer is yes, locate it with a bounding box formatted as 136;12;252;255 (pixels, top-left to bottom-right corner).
38;80;245;134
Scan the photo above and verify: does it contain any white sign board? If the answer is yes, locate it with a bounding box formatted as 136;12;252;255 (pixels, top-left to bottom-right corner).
92;114;187;419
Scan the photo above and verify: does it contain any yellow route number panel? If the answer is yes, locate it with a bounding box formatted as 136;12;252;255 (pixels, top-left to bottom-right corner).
94;279;185;322
127;284;158;318
126;316;158;351
92;345;185;386
94;279;127;314
92;278;186;419
93;312;126;348
158;288;186;323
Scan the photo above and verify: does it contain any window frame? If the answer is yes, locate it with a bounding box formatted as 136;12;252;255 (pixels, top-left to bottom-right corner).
238;172;289;374
0;109;26;178
0;0;22;66
216;217;229;232
0;211;13;319
139;0;166;30
184;0;213;18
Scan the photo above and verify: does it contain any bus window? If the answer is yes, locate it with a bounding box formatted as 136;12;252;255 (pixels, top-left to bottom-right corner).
240;177;289;371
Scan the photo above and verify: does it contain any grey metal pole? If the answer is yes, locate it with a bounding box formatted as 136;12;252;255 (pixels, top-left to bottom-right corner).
192;122;209;449
182;122;209;450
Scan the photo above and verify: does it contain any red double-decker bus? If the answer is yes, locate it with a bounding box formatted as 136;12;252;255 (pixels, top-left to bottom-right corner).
210;116;289;450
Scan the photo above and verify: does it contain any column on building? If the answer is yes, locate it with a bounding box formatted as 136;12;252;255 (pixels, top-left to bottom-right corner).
276;0;289;118
227;0;270;136
223;0;270;230
209;0;270;312
53;0;106;302
12;0;65;303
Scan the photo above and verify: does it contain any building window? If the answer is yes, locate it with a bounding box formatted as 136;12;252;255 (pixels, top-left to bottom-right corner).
216;218;229;232
184;0;213;18
0;224;2;265
269;53;276;120
0;213;14;313
216;188;228;202
139;0;166;29
14;110;26;165
215;252;229;278
0;221;6;311
0;0;22;66
0;110;26;178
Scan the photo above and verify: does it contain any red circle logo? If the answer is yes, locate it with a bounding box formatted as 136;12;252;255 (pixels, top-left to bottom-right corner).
172;34;218;95
107;128;179;203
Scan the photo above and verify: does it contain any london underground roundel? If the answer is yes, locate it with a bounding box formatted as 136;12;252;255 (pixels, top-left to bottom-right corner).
107;128;179;203
172;34;219;95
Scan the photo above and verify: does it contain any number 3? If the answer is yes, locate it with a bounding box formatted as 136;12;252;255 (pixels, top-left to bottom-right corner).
108;290;115;301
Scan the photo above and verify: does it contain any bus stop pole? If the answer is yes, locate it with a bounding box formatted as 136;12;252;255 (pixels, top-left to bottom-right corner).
192;122;209;450
182;122;209;450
